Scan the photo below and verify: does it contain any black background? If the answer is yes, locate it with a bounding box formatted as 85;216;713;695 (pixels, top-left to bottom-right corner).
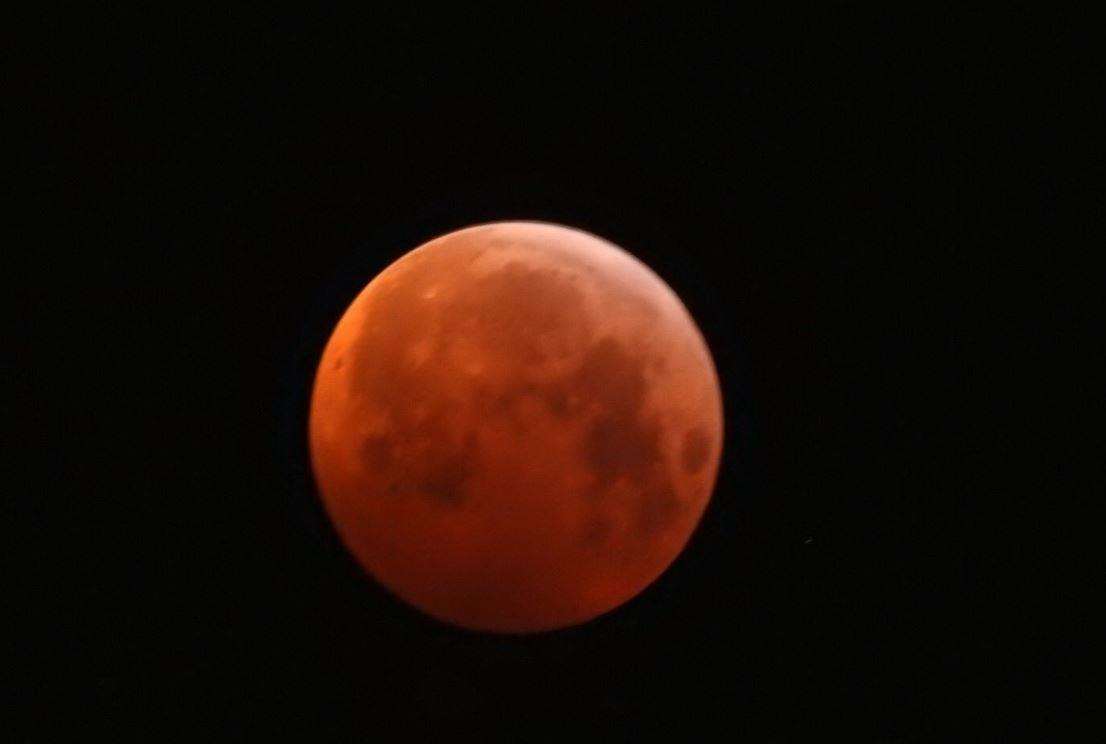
21;9;969;739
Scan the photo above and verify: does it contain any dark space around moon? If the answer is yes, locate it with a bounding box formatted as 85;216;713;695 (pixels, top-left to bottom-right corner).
20;11;974;739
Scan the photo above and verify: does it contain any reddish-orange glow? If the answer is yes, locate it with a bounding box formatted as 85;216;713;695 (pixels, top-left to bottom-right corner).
309;222;722;632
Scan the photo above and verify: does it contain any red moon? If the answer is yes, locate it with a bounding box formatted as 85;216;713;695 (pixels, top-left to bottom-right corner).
309;222;723;632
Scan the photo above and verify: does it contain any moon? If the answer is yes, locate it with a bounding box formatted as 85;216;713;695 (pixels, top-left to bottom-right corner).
309;221;723;633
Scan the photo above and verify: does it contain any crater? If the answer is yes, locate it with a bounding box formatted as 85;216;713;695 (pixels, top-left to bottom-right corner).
637;480;682;534
570;337;666;492
414;431;478;506
680;427;712;474
584;413;661;488
361;434;393;471
579;516;613;548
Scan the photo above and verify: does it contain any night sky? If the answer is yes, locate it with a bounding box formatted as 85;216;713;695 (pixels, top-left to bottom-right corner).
20;9;971;738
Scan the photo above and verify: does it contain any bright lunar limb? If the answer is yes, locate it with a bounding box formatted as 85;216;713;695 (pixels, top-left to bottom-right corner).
309;221;723;633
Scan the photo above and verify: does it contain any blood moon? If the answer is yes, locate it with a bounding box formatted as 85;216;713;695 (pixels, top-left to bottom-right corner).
309;221;723;633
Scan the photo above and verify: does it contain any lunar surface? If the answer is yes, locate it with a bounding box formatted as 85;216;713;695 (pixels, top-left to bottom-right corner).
309;221;723;632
